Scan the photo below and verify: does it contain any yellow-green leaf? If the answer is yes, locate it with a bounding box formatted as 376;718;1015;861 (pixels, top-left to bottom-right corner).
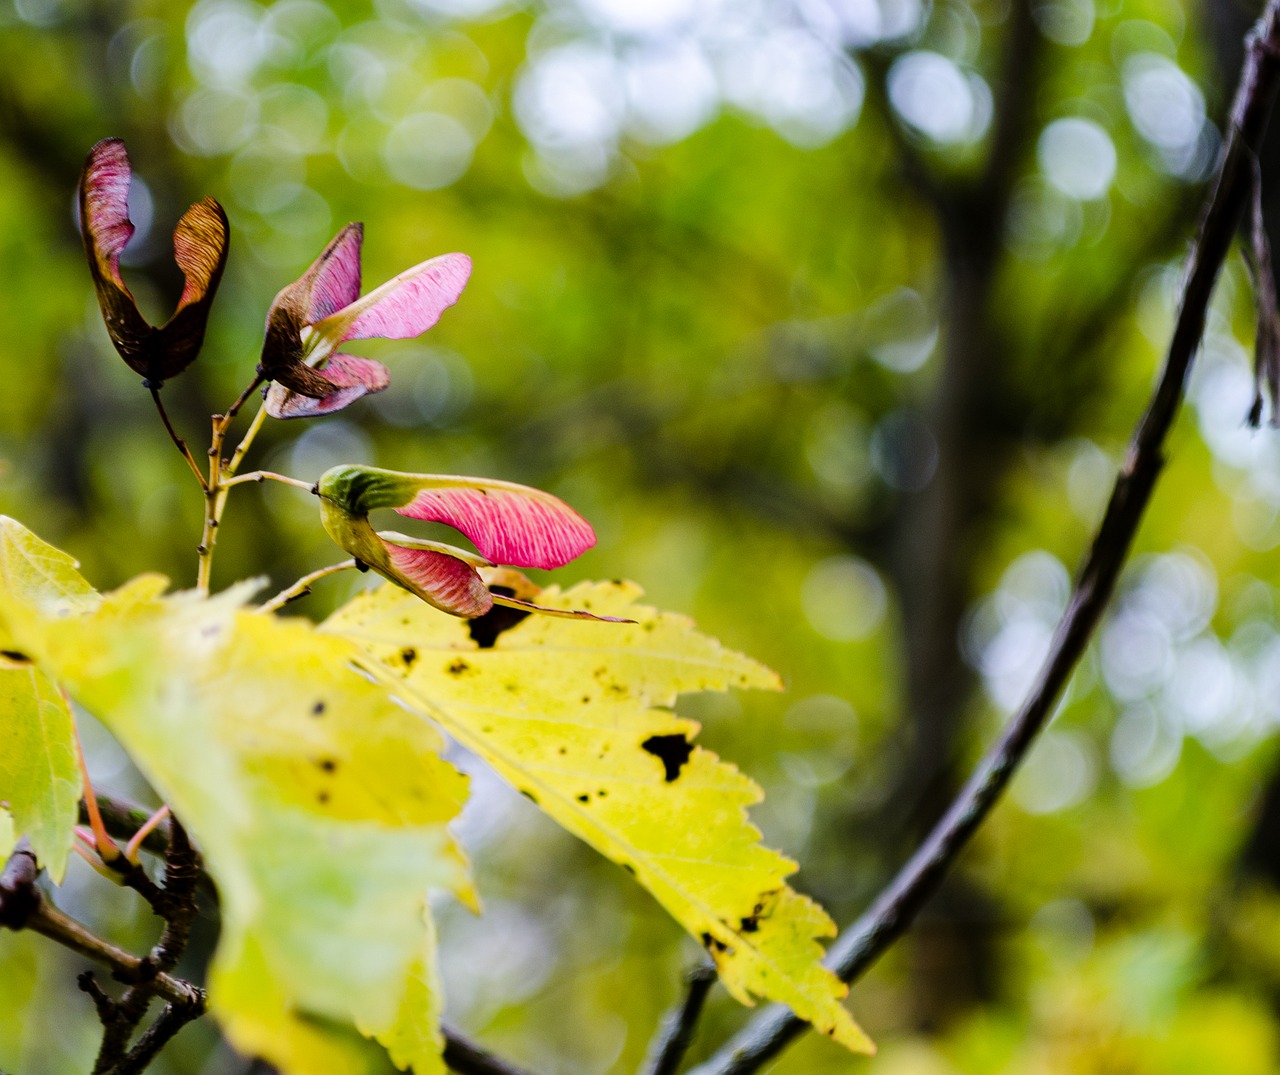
0;518;95;885
5;567;467;1075
0;516;97;643
0;805;13;861
0;660;79;882
324;579;874;1054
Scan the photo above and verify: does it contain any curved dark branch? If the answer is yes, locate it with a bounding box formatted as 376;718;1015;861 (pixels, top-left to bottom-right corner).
443;1026;540;1075
690;3;1280;1072
639;962;718;1075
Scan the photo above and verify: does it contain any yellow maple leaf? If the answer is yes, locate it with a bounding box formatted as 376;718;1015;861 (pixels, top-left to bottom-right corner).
0;538;469;1075
324;578;875;1054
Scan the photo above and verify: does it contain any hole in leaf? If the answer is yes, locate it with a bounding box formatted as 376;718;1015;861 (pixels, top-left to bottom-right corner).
468;587;531;648
642;734;693;782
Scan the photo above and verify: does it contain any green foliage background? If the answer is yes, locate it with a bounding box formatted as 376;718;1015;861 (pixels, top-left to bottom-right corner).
4;0;1280;1071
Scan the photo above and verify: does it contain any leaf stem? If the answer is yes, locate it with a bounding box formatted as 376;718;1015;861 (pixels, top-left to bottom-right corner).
689;4;1280;1072
222;470;315;491
149;387;208;491
256;560;357;614
124;806;170;865
71;713;123;866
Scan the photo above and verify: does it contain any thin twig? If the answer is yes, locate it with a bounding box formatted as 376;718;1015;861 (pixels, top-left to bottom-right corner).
114;1000;202;1074
256;560;357;614
197;379;270;594
149;387;208;491
24;900;204;1008
223;374;265;428
122;999;204;1074
221;470;315;491
443;1025;539;1075
640;962;718;1075
223;400;268;479
689;4;1280;1073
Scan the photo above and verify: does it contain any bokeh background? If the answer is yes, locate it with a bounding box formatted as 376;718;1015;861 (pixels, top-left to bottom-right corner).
5;0;1280;1071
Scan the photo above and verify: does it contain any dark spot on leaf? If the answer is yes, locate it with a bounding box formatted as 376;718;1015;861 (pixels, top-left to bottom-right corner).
311;701;326;717
482;725;493;734
0;650;30;663
642;734;693;782
400;647;418;668
622;863;636;876
581;695;591;704
593;666;607;680
576;794;590;803
643;621;655;632
740;915;760;933
700;932;728;954
558;747;568;755
447;659;471;676
316;757;337;773
505;681;519;693
468;587;531;648
597;789;607;797
317;791;330;805
520;789;539;805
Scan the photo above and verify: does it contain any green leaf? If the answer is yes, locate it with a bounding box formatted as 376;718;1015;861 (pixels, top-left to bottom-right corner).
4;563;468;1075
0;660;79;882
0;805;14;861
0;515;97;639
0;518;95;884
324;579;875;1054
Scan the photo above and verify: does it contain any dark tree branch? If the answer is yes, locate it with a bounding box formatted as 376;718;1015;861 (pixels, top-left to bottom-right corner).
18;898;202;1008
0;838;39;929
443;1025;539;1075
639;962;718;1075
1;820;208;1074
689;3;1280;1073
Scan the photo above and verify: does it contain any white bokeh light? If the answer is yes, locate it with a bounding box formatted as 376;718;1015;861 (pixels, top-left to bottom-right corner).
718;29;864;148
577;0;697;36
888;50;991;144
1123;53;1207;174
515;42;626;152
624;42;719;144
1038;117;1116;200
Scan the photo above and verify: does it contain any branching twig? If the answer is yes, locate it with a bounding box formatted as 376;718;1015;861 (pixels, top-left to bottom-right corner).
639;962;717;1075
689;4;1280;1073
20;899;203;1008
2;819;207;1075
